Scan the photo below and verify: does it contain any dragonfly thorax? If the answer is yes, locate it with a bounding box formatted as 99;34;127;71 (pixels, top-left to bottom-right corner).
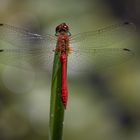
56;33;70;55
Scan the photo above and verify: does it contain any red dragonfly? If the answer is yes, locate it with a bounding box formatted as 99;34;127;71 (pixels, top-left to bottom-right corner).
0;22;135;108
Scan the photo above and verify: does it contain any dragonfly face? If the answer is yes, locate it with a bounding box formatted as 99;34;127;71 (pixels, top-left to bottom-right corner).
55;23;71;36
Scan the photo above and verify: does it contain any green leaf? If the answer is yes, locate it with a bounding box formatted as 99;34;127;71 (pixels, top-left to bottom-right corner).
49;53;65;140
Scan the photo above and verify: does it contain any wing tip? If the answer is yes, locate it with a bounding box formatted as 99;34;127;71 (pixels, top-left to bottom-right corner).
123;21;134;25
0;49;4;52
0;23;4;26
123;21;136;29
123;48;131;51
123;21;134;26
123;48;135;55
124;21;131;25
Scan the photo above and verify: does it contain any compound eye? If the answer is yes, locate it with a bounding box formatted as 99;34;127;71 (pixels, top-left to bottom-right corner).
64;25;68;29
56;25;61;32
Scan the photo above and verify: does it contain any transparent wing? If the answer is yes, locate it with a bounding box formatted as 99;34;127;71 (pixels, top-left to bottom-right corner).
0;23;57;71
69;22;136;72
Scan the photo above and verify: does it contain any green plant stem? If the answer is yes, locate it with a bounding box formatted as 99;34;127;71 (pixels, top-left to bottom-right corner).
49;53;65;140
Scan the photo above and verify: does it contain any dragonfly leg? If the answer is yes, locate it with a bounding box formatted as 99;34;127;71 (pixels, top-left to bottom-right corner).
66;46;71;55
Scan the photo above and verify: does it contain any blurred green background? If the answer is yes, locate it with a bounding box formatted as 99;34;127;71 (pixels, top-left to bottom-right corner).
0;0;140;140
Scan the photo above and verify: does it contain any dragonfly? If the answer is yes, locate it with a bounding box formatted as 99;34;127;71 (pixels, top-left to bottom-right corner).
0;21;135;108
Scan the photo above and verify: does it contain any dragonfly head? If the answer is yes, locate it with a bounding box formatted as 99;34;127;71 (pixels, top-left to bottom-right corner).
55;23;71;36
